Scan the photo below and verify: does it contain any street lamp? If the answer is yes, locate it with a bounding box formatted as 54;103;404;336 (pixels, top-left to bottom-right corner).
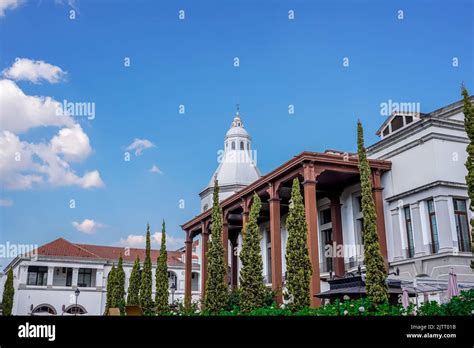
74;288;80;316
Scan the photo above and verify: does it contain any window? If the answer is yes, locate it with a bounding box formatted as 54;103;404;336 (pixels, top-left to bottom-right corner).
168;271;178;290
65;305;86;315
382;126;390;137
231;141;235;150
320;208;332;225
203;204;209;212
78;268;92;287
391;116;404;132
427;200;439;253
321;229;333;273
240;141;244;150
454;199;471;252
357;196;363;212
27;266;48;286
266;229;272;283
404;206;415;258
247;143;250;150
405;116;413;124
32;305;56;315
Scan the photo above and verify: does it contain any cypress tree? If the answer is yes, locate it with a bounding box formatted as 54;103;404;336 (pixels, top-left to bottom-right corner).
204;179;228;313
155;220;169;314
113;255;126;315
104;264;116;315
357;120;389;304
285;177;312;311
461;85;474;269
239;193;266;312
127;256;141;306
140;223;153;314
2;268;14;316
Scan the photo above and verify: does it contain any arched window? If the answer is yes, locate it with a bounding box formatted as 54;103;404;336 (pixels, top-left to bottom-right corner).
247;143;250;150
231;141;235;150
203;204;209;212
225;142;228;149
32;304;56;315
240;141;244;150
64;305;87;315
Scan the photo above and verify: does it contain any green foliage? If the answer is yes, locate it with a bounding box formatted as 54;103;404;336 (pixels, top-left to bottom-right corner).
461;85;474;269
104;264;116;315
112;255;126;315
126;256;141;306
357;121;389;304
2;268;14;316
239;193;266;312
417;289;474;316
140;223;154;314
204;179;228;313
155;220;169;314
285;177;312;311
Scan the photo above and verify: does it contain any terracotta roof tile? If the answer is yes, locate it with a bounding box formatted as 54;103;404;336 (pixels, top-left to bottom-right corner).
35;238;196;267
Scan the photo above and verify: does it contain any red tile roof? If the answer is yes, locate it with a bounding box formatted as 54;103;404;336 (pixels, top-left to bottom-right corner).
35;238;197;267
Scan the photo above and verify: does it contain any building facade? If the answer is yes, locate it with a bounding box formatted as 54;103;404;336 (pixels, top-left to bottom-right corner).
182;99;474;307
4;238;201;315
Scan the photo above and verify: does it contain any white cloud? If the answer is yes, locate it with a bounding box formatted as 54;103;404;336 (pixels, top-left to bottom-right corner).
126;138;155;156
149;164;162;174
0;198;13;207
0;79;74;134
117;232;184;249
3;58;67;84
0;77;103;190
50;124;92;162
72;219;104;234
0;0;22;17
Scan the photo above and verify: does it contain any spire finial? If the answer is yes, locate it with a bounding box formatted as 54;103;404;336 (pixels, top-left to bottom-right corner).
236;103;240;115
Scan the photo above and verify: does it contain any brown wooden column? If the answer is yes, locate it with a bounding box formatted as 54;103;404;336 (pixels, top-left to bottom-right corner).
303;162;321;308
184;232;193;309
241;197;250;234
200;221;209;300
372;169;389;270
222;214;229;285
267;182;283;304
329;193;345;277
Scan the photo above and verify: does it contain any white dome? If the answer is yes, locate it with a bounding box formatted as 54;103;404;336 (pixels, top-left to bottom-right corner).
200;109;261;211
225;126;249;138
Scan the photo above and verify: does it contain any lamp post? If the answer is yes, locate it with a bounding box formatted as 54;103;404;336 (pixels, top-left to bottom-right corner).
74;288;80;316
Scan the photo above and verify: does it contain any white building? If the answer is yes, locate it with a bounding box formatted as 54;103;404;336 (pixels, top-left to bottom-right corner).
3;238;201;315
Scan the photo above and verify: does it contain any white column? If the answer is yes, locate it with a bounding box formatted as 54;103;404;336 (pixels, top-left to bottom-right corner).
434;196;455;252
411;203;426;257
47;266;54;287
96;269;104;289
390;208;404;261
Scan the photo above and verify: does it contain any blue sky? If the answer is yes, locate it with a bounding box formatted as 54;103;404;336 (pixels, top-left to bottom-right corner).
0;0;472;266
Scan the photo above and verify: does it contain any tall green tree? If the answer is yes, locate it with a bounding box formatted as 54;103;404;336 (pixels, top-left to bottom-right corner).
204;179;228;313
461;86;474;269
113;255;126;315
239;193;266;312
357;120;389;304
155;220;169;314
127;256;141;306
2;268;14;316
140;223;153;314
104;264;116;315
285;177;312;311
